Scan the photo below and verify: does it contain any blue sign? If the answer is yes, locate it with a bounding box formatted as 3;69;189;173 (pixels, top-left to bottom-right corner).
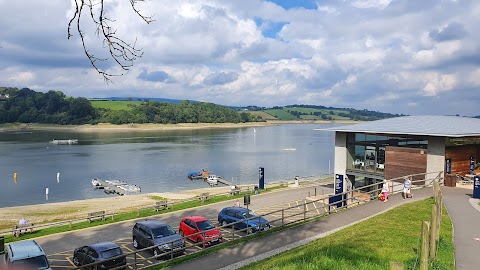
473;175;480;199
259;167;265;190
470;157;475;175
446;159;451;174
329;174;344;208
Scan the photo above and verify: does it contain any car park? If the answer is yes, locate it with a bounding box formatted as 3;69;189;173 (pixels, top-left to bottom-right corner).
132;219;185;259
179;215;223;247
4;239;51;270
72;241;126;270
217;206;270;234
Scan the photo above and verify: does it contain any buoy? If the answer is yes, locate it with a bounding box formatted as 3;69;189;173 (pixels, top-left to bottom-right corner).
46;187;49;195
14;172;17;183
57;172;60;183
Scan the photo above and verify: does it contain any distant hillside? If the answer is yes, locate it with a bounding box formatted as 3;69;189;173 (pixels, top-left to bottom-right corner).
240;105;403;121
89;97;197;104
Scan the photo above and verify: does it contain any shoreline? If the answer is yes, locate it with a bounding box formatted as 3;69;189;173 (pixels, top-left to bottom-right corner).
0;120;358;133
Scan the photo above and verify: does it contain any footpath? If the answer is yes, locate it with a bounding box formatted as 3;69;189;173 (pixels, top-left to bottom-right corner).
441;186;480;270
167;188;434;270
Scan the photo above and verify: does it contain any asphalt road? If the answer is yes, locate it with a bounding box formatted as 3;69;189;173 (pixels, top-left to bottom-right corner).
32;182;333;269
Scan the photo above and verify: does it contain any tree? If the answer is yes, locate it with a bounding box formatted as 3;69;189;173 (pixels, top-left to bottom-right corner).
68;0;154;82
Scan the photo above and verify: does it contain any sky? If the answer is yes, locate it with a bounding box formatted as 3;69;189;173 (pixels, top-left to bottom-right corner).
1;0;480;116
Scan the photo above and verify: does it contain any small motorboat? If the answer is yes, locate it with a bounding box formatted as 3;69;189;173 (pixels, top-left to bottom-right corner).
91;178;103;189
283;147;296;151
206;175;220;186
188;169;209;180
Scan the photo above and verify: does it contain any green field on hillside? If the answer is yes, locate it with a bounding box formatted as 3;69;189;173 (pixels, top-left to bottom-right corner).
263;109;299;120
248;111;278;120
90;100;136;111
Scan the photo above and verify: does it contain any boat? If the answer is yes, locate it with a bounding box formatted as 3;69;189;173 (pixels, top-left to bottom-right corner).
188;169;209;180
283;147;296;151
50;139;78;145
91;178;102;189
92;178;141;195
206;175;220;186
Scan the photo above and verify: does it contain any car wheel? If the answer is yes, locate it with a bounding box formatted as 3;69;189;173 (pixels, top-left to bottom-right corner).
219;220;225;227
179;230;184;237
73;257;80;266
153;248;161;260
133;237;139;249
246;227;253;234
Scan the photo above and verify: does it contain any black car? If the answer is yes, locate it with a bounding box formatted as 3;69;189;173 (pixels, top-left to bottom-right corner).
73;241;126;270
132;219;185;259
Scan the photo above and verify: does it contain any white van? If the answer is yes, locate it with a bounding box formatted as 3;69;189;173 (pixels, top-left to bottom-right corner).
4;240;51;270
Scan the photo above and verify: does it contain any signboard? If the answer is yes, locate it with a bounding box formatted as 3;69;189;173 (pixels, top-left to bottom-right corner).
446;159;451;174
473;175;480;199
259;167;265;190
329;174;344;208
470;156;475;175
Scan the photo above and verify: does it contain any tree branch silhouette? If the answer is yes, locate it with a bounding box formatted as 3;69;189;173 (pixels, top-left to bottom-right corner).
67;0;154;83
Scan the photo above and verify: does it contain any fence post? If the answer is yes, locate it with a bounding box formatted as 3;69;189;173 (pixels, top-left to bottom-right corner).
69;220;72;229
315;187;317;197
134;252;137;270
436;192;442;241
281;209;284;227
232;224;235;240
420;221;430;270
303;201;306;221
429;205;437;260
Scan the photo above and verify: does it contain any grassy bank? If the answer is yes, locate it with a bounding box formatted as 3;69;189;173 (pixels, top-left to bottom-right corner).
240;198;454;270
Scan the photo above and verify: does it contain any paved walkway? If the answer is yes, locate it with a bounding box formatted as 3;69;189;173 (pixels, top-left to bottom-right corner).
167;188;434;270
441;186;480;270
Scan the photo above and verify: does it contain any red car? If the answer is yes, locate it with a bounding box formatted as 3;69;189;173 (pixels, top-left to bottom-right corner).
179;215;223;247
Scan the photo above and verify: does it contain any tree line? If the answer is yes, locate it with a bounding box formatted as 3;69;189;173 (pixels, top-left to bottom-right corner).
0;88;262;125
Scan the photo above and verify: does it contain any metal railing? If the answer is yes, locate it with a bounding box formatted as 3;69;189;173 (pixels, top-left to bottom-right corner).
71;171;443;270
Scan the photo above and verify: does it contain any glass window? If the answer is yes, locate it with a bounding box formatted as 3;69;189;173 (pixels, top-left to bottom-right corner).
196;220;215;231
365;146;376;172
100;247;123;259
151;225;176;238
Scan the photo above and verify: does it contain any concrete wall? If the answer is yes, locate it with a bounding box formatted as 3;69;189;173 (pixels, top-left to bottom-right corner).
334;132;347;192
427;136;446;184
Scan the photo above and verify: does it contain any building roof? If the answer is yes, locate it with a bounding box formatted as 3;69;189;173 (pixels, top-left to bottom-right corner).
319;115;480;137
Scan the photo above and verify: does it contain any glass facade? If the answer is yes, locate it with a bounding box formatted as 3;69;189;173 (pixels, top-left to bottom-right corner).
347;133;428;174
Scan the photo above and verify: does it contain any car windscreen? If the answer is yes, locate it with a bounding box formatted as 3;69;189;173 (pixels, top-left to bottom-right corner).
152;225;176;238
11;255;50;269
243;210;259;219
196;220;214;231
100;247;123;258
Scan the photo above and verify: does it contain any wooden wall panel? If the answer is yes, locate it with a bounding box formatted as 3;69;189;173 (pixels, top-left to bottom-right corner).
385;146;427;183
445;145;478;176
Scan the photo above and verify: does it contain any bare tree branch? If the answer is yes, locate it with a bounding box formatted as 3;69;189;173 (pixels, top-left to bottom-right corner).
68;0;154;83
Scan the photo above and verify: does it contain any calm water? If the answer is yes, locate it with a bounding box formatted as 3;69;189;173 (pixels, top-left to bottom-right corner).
0;124;337;207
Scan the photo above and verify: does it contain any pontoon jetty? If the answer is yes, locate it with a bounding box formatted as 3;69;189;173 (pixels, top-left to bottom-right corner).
91;178;141;195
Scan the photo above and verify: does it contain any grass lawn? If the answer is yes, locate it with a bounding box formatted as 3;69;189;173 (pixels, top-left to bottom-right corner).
240;198;454;270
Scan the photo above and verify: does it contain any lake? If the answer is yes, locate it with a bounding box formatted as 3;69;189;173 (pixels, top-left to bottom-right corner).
0;124;338;207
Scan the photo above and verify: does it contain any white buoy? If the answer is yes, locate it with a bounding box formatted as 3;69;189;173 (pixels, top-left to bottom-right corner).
46;187;49;195
57;172;60;183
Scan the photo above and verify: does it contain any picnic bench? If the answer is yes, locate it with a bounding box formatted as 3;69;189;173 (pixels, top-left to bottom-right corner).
229;187;241;196
154;200;169;211
197;192;210;202
87;210;114;223
12;223;35;237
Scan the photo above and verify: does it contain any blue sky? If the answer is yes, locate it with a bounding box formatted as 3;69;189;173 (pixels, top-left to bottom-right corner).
0;0;479;116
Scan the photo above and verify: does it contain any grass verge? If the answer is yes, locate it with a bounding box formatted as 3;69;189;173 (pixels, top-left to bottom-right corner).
239;198;454;270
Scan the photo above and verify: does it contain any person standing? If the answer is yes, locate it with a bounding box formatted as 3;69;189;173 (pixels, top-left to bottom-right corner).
234;199;240;207
381;179;390;203
403;176;412;199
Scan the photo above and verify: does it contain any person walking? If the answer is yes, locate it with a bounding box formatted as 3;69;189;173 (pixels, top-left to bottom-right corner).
381;179;390;203
234;199;240;207
403;176;412;199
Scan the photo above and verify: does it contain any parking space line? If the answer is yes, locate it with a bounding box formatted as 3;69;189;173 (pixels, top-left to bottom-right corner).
66;257;75;267
123;246;152;264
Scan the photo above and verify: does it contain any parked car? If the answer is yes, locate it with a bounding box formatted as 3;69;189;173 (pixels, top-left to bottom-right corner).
132;219;185;259
217;206;270;234
72;241;126;270
4;240;51;270
179;215;223;247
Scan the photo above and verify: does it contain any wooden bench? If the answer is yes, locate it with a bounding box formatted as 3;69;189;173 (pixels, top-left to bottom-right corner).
154;200;169;211
12;224;35;237
87;210;113;223
197;192;210;202
229;188;241;196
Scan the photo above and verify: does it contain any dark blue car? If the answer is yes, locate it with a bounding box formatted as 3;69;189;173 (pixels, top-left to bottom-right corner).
217;206;270;234
73;241;126;270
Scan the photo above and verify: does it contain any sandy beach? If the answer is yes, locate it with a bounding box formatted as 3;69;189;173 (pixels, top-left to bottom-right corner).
0;184;253;230
0;120;358;133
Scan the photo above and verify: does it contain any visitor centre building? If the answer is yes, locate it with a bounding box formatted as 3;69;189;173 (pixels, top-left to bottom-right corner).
321;115;480;191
